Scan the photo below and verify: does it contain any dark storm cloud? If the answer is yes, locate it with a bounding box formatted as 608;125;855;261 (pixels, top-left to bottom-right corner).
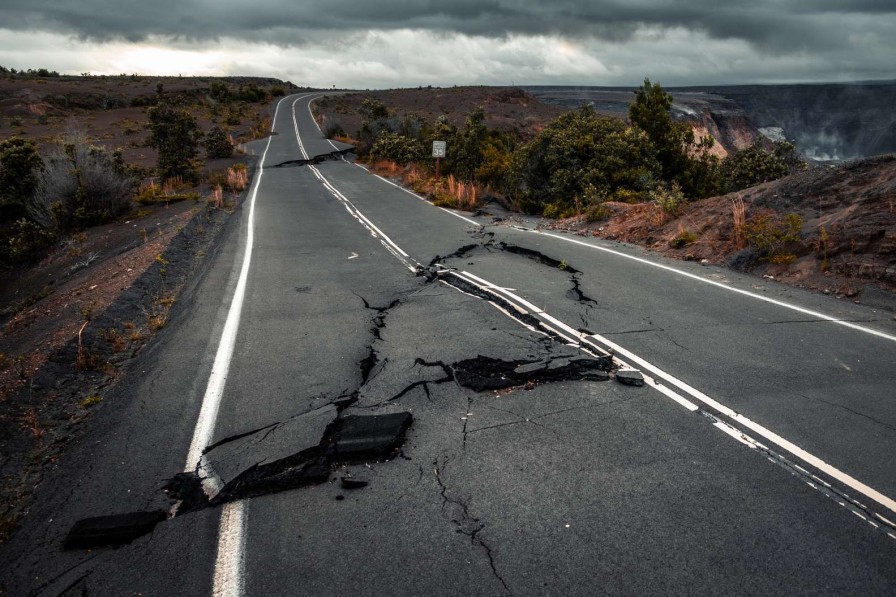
1;0;892;55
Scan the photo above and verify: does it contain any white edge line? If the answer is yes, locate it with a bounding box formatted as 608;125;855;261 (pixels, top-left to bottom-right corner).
212;501;247;597
184;95;291;473
304;95;484;230
192;93;310;597
371;169;483;227
534;231;896;343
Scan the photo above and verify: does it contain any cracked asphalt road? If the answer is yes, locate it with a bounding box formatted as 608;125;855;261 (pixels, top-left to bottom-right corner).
3;93;896;596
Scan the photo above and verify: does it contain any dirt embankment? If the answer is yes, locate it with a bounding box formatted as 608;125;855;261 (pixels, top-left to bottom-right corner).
0;193;248;542
546;154;896;303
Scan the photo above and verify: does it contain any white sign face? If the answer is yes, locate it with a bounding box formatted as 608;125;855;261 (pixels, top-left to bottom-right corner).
432;141;447;158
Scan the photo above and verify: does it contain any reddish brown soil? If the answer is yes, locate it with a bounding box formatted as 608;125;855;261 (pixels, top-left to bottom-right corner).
544;154;896;302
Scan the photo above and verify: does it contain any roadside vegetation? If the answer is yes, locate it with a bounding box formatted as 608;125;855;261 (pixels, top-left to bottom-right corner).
317;79;807;262
0;72;288;270
319;80;805;216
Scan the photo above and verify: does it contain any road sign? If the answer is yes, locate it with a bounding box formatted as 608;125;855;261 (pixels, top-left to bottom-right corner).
432;141;446;158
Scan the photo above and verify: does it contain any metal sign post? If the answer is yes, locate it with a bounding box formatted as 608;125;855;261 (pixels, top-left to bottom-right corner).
432;141;446;179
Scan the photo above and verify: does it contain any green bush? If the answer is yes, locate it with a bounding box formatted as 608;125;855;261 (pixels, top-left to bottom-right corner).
6;218;56;262
651;181;685;216
0;137;42;223
743;212;803;262
511;105;659;214
146;101;203;181
369;132;425;165
721;141;806;192
205;126;233;159
584;202;612;222
670;229;697;248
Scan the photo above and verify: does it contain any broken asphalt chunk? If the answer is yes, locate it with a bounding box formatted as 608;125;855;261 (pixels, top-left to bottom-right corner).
454;355;610;392
64;510;167;550
202;404;338;489
340;477;369;490
616;369;645;387
327;412;413;460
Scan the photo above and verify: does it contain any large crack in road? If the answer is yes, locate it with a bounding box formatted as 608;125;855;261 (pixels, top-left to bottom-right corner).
62;238;629;558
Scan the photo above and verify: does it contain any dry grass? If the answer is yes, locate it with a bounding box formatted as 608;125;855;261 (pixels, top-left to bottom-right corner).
211;185;224;209
333;134;360;145
731;195;747;250
226;164;249;191
445;175;480;210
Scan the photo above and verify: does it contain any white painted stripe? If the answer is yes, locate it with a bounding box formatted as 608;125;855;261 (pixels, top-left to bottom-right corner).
184;95;292;472
289;98;420;272
212;502;247;597
534;231;896;343
585;332;896;516
645;377;700;411
196;93;314;597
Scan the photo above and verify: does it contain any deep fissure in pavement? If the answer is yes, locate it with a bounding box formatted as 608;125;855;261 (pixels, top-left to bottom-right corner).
452;355;610;392
272;148;353;168
65;242;620;551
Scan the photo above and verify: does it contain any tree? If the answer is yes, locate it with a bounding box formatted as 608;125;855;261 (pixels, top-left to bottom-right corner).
205;126;233;159
357;98;393;155
454;107;488;181
629;79;721;198
0;137;42;223
511;105;660;214
146;101;203;181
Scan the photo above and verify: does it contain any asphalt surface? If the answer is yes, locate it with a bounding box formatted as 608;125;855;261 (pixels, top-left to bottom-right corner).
2;93;896;596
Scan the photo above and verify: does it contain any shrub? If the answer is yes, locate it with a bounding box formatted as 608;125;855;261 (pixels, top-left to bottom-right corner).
205;126;233;159
369;132;425;166
742;212;803;262
0;137;42;223
651;181;685;216
30;129;134;229
670;229;697;248
6;218;56;262
475;144;512;192
721;140;807;192
584;203;612;222
321;114;345;138
511;105;659;214
146;101;203;182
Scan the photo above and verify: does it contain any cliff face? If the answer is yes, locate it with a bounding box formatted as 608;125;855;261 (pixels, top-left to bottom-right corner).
527;82;896;162
670;94;761;158
686;83;896;161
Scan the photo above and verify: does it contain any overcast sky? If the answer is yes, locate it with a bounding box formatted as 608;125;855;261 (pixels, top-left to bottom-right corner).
0;1;893;88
